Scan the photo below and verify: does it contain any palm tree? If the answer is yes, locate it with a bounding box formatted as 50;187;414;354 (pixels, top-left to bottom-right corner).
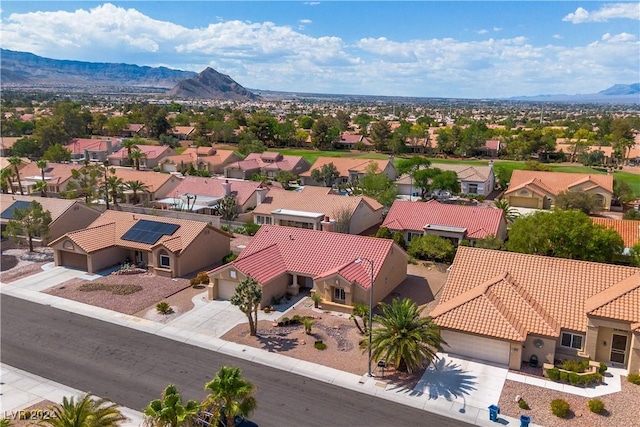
8;156;24;195
361;298;446;373
0;167;15;194
105;175;124;207
36;159;48;181
493;199;519;224
38;393;125;427
121;138;139;166
128;148;147;170
203;366;257;427
125;180;149;205
33;180;48;198
350;302;370;335
143;384;200;427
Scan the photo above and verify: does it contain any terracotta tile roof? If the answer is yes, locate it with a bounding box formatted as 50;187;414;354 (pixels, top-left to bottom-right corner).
126;124;145;132
66;138;120;155
591;217;640;248
49;210;226;254
395;164;493;185
225;153;308;175
17;162;80;186
505;170;613;196
110;168;177;194
433;247;640;340
0;194;95;224
252;186;383;219
172;126;195;135
300;157;392;178
0;156;31;170
167;176;265;206
555;143;614;157
382;200;505;239
0;137;20;151
585;273;640;324
107;144;173;161
218;225;400;288
162;149;237;167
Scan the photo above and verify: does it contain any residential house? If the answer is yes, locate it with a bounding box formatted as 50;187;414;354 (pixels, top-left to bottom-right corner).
13;162;80;196
252;186;384;235
395;162;496;199
479;139;502;157
154;176;270;214
335;133;373;150
121;124;146;138
109;168;182;204
1;194;101;246
49;210;231;278
0;156;31;172
66;138;121;163
382;200;507;245
207;225;408;313
107;145;176;169
504;170;613;211
171;126;196;140
300;157;396;186
430;247;640;373
555;140;614;163
224;152;311;180
0;137;20;156
591;217;640;254
160;147;241;175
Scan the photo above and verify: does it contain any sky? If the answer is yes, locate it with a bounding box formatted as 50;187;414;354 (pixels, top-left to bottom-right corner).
1;1;639;99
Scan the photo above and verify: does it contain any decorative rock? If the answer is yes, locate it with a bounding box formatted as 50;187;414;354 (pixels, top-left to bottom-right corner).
300;340;306;345
515;395;521;403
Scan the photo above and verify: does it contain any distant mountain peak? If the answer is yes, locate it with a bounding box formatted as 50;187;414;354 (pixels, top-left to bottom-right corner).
167;67;260;100
599;83;640;96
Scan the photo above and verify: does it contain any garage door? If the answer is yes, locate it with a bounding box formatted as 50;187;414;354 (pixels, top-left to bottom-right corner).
441;330;510;365
508;196;539;209
217;279;238;300
60;251;88;271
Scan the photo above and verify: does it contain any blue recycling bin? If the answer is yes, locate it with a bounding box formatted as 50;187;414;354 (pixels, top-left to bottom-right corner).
488;405;500;422
520;414;531;427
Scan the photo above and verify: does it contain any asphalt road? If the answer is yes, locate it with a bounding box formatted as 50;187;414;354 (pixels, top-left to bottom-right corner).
1;295;469;427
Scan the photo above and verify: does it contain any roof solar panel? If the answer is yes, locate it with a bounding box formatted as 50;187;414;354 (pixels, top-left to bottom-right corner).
0;200;33;220
121;219;180;245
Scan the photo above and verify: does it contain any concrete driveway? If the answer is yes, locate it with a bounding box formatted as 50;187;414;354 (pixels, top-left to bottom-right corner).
1;265;86;292
415;354;508;413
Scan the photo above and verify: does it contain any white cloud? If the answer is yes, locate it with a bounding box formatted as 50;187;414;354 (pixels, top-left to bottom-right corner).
300;19;312;24
477;29;489;35
563;3;640;23
552;34;563;40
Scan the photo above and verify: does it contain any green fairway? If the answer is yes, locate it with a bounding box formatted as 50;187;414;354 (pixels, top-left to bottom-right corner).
277;149;389;165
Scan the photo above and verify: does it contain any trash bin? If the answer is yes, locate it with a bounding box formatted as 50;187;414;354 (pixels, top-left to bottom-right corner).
520;414;531;427
488;405;500;422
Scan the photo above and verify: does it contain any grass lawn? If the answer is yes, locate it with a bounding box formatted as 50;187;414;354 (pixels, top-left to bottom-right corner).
277;149;389;165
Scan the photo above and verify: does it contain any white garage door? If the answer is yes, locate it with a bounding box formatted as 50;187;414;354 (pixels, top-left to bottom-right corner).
217;279;238;300
441;330;510;365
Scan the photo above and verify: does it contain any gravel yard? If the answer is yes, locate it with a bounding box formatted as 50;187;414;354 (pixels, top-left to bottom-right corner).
498;376;640;427
0;245;53;283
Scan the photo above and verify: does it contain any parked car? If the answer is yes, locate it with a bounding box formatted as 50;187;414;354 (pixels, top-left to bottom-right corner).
196;410;258;427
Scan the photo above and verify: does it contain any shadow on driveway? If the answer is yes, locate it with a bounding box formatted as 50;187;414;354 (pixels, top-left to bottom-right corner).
416;357;477;401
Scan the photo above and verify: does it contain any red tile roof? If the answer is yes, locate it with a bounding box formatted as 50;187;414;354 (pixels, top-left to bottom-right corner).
66;138;120;155
167;177;265;206
591;217;640;249
107;144;173;161
300;157;392;178
216;225;399;288
505;170;613;196
382;200;505;239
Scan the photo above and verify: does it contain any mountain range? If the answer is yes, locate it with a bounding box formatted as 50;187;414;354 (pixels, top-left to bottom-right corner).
0;49;638;103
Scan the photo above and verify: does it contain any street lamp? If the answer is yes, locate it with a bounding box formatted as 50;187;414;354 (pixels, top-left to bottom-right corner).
355;257;374;377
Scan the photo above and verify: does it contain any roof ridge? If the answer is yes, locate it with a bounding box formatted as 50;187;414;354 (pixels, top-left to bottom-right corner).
506;274;561;334
484;285;527;340
430;272;509;318
585;272;640;314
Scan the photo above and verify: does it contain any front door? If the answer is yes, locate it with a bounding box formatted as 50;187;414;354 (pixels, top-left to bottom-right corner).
610;334;627;364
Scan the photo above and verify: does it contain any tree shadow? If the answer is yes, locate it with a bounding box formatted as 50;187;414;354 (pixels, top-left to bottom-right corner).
414;357;477;401
255;334;299;352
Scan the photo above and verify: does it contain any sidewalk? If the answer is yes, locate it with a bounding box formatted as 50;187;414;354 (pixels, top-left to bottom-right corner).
1;276;536;427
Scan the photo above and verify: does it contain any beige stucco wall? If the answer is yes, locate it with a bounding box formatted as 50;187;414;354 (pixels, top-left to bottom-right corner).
48;204;101;244
260;274;291;307
89;246;129;273
587;317;635;369
629;332;640;373
175;228;230;277
153;176;182;200
507;192;544;209
225;168;247;180
349;203;383;235
580;186;612;210
522;335;557;365
509;342;522;370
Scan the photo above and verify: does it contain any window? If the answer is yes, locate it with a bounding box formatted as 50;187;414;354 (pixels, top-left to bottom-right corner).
230;270;237;279
334;287;345;301
561;332;584;350
159;254;170;268
468;183;479;194
407;232;421;242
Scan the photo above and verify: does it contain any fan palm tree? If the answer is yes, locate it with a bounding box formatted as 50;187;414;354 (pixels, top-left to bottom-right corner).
121;138;139;166
350;302;370;335
361;298;446;373
8;156;24;195
125;180;149;205
203;366;257;427
105;175;124;207
128;148;147;170
493;199;519;224
143;384;200;427
0;167;15;194
33;180;48;198
36;159;48;181
38;393;125;427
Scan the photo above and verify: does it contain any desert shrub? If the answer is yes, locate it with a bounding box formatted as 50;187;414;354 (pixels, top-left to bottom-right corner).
222;252;238;264
518;399;530;410
196;271;210;284
156;302;172;315
561;358;589;373
569;372;580;385
78;283;142;295
628;373;640;385
550;399;570;418
292;314;301;322
599;362;608;375
559;371;570;382
547;368;560;381
588;399;605;414
314;341;327;350
244;221;261;236
281;316;290;324
190;278;199;287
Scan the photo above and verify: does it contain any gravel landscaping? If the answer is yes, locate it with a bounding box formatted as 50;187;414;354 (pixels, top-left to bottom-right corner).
0;245;53;282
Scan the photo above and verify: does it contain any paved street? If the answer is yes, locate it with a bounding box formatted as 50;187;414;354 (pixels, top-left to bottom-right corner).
1;295;470;427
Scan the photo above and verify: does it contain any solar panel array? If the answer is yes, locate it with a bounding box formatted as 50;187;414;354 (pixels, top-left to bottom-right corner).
121;219;180;245
0;200;33;220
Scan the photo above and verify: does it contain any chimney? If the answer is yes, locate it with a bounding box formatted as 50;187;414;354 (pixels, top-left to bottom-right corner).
255;187;267;205
83;148;89;160
321;216;336;232
106;139;112;153
221;179;231;196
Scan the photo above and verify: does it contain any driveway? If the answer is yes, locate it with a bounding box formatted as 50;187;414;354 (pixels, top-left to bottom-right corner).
0;265;87;292
415;354;508;412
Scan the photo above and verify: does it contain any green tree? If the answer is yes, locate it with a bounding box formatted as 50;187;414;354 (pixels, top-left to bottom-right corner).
143;384;200;427
105;174;125;207
104;116;129;136
121;138;140;167
125;180;149;205
129;148;147;170
555;191;603;215
472;235;504;250
298;115;314;129
8;156;24;195
36;160;48;182
310;117;340;150
33;117;68;151
361;298;446;373
623;209;640;220
62;165;103;204
310;163;339;187
493;199;520;223
493;165;512;190
43;143;72;162
275;170;297;190
0;167;15;194
369;120;393;151
39;393;125;427
408;234;456;263
355;163;397;207
430;170;460;195
350;302;370;335
214;195;240;224
237;130;267;155
203;366;257;427
33;180;48;198
613;179;635;206
230;276;262;336
3;200;52;252
507;210;624;263
629;242;640;267
10;137;41;158
247;112;278;146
